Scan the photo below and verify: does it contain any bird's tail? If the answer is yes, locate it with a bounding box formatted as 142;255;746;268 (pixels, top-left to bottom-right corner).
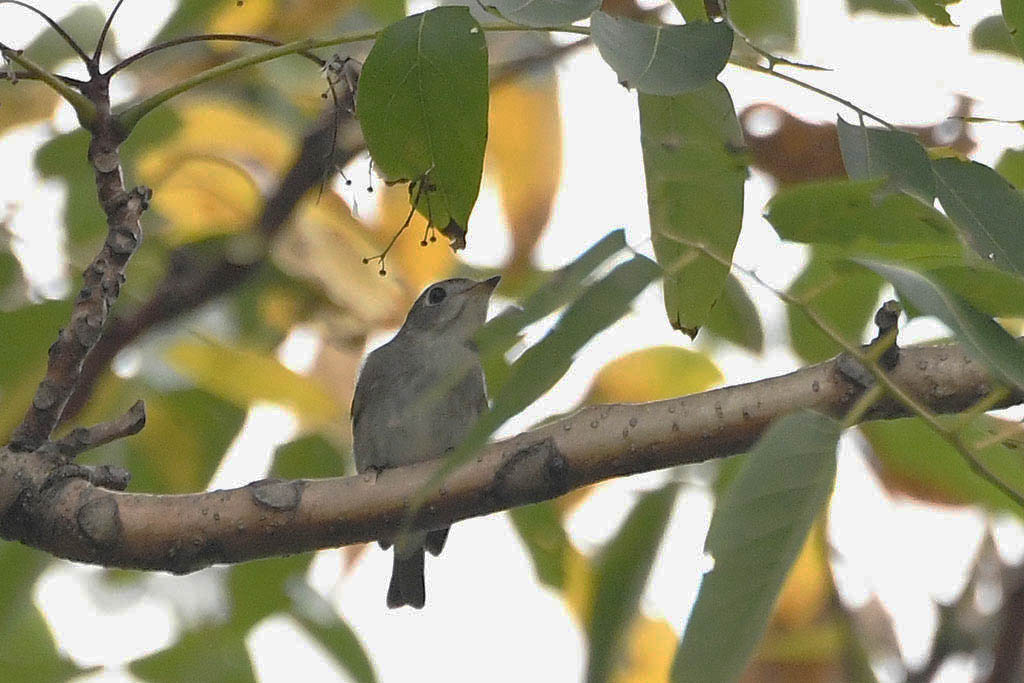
387;547;426;609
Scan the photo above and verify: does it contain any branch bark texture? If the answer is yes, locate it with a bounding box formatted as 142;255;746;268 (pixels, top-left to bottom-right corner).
0;342;1012;573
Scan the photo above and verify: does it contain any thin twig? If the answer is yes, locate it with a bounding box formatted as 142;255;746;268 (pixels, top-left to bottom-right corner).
50;400;146;458
106;33;326;77
92;0;126;64
661;233;1024;508
0;0;92;65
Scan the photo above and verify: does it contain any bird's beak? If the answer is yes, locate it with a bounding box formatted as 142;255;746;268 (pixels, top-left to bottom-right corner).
480;275;501;291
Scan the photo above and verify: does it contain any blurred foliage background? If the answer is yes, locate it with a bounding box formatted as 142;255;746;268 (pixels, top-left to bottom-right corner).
2;0;1024;681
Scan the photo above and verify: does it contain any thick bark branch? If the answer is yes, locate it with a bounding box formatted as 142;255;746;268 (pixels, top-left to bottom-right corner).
0;342;1014;573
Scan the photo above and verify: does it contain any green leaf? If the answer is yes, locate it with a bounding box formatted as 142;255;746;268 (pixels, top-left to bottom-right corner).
639;82;746;335
441;255;662;481
972;15;1020;57
0;545;83;681
670;0;709;21
862;416;1024;515
165;340;339;429
787;255;883;363
765;179;961;264
727;0;797;52
927;263;1024;318
587;484;679;683
672;411;840;683
836;117;935;203
271;433;348;480
591;12;734;95
131;625;254;683
485;0;601;27
510;502;571;588
932;157;1024;276
1002;0;1024;59
36;107;180;245
356;7;488;244
847;0;916;16
705;275;764;352
861;260;1024;392
118;388;246;493
475;229;627;362
995;147;1024;188
0;301;67;391
229;554;315;630
291;587;377;683
908;0;957;25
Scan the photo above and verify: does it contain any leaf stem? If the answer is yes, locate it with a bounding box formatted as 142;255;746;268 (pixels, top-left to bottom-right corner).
0;45;96;127
659;233;1024;508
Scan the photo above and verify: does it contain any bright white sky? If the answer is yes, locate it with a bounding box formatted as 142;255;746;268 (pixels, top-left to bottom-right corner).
4;1;1024;682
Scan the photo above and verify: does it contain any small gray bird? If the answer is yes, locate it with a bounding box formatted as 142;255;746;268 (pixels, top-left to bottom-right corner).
351;276;499;608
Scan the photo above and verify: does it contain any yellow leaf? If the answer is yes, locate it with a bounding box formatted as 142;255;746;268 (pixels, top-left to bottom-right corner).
209;0;275;42
151;157;261;243
563;543;596;625
274;191;408;329
586;346;723;404
374;182;457;296
613;617;677;683
487;74;562;269
165;340;340;428
773;524;830;629
137;102;296;243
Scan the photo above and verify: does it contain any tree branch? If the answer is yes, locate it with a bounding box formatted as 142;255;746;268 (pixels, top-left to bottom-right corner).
0;342;1016;573
59;39;583;424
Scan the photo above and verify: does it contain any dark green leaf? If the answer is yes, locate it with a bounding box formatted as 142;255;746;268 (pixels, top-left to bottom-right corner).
704;275;764;352
357;7;488;240
672;411;840;683
861;260;1024;392
591;12;734;95
727;0;797;52
588;484;678;683
486;0;601;27
1003;0;1024;59
787;255;883;363
131;625;253;683
862;416;1024;515
972;15;1020;57
765;179;961;264
271;433;348;480
639;82;746;335
510;501;571;588
836;117;935;203
933;157;1024;276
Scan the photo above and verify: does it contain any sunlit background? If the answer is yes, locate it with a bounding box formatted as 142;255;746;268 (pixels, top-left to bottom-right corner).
3;0;1024;681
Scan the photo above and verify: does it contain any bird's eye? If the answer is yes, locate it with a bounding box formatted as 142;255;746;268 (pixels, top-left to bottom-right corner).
427;286;447;305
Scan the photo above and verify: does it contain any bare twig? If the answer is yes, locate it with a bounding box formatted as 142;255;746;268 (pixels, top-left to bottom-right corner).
92;0;126;65
49;400;146;458
0;0;91;66
106;33;327;77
